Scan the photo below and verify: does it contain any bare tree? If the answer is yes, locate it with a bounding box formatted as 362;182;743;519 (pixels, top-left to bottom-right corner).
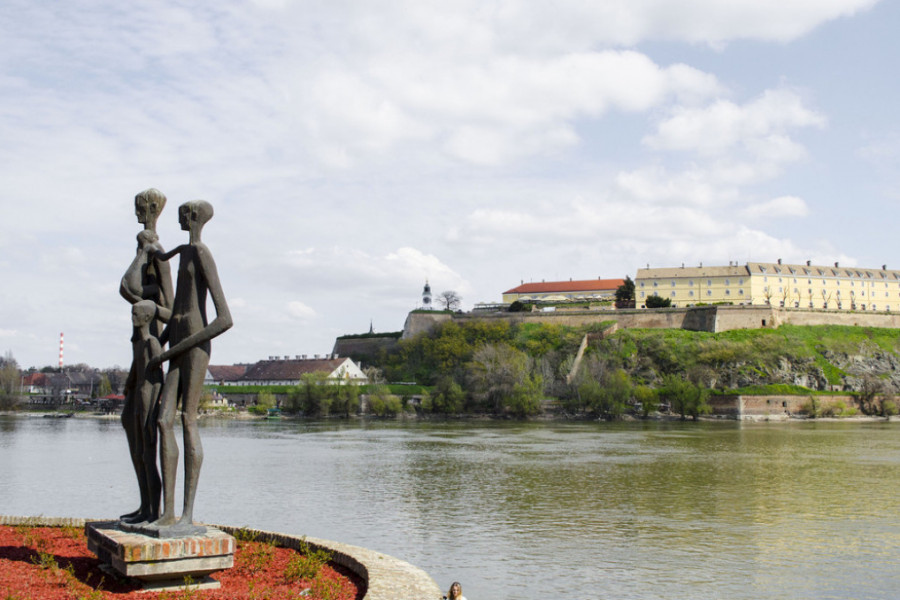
438;290;462;311
0;351;21;410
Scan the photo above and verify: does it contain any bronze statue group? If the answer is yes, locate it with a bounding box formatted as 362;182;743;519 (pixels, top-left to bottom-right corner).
119;189;232;537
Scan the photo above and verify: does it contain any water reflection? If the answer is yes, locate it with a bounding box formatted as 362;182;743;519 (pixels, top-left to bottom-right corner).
1;416;899;599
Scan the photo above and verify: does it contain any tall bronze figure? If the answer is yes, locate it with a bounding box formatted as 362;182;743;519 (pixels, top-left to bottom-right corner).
120;189;173;525
148;200;232;534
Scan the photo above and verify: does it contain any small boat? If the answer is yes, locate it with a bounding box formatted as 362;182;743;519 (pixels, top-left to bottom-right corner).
266;408;282;420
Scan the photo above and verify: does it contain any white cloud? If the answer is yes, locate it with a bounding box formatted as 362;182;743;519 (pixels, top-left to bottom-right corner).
286;301;317;320
281;246;468;297
741;196;811;219
643;89;826;156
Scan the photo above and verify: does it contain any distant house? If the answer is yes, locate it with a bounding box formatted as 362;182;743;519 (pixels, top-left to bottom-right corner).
205;364;249;386
502;278;625;304
22;373;49;395
212;356;367;386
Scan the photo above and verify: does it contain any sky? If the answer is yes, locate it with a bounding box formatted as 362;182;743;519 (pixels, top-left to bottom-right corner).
2;0;899;370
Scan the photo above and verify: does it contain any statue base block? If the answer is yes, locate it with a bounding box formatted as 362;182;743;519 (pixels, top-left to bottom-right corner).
86;520;234;590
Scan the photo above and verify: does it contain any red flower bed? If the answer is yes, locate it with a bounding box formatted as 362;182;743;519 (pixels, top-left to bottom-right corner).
0;525;364;600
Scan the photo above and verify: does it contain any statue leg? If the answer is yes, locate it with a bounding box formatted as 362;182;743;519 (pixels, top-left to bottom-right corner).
177;347;209;526
138;380;162;522
150;365;180;527
120;366;147;522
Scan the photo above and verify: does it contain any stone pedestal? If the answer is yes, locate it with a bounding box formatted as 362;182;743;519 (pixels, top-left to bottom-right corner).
86;520;235;591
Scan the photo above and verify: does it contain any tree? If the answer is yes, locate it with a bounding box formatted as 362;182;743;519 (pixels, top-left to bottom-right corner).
366;385;402;416
431;376;466;414
508;300;530;312
615;276;635;302
0;351;20;410
659;374;710;421
251;390;276;415
596;368;631;419
467;343;541;416
438;290;462;311
858;374;883;416
332;379;360;417
633;384;659;417
645;294;672;308
97;374;113;398
289;371;332;415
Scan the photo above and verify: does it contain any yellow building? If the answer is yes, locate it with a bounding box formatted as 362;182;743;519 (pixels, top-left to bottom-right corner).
635;261;900;312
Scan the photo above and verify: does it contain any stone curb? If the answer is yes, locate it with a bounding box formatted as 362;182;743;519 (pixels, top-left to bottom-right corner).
1;516;441;600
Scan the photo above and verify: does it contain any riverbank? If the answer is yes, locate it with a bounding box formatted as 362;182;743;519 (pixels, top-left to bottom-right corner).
3;405;894;423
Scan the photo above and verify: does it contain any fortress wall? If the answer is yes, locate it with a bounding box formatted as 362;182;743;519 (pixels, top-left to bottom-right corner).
713;305;778;331
401;305;900;343
332;337;400;361
402;312;454;339
777;309;900;329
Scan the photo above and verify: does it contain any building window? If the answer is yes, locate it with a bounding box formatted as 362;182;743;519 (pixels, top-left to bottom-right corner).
707;290;712;296
640;291;645;298
671;291;676;297
653;282;658;287
689;290;695;297
671;281;676;287
739;289;744;295
640;282;645;287
725;279;730;285
725;289;731;295
707;279;712;286
689;280;694;286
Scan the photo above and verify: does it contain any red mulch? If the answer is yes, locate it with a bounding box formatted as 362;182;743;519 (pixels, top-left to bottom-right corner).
0;525;365;600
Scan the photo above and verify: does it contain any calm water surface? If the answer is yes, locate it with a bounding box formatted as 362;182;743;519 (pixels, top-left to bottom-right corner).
2;415;899;599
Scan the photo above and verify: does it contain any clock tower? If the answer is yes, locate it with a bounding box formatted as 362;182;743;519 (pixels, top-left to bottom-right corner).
422;280;432;310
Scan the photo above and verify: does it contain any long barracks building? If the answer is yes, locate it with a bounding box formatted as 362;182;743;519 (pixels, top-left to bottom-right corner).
635;260;900;312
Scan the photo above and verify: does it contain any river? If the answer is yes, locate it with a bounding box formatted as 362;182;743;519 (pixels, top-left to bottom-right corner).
2;415;899;599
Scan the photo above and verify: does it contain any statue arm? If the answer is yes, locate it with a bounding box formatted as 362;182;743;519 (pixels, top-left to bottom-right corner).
155;244;232;365
154;245;184;262
154;252;175;317
120;251;148;304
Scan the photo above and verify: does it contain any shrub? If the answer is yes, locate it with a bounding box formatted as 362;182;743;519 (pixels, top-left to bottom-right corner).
284;539;333;582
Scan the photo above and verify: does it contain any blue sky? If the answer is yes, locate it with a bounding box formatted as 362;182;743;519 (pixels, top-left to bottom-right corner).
2;0;898;369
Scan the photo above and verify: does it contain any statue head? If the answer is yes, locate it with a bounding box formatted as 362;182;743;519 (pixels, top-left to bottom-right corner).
178;200;214;238
132;299;158;329
135;188;167;231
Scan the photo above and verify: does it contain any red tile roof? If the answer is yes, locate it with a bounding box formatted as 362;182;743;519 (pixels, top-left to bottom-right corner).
207;365;249;382
241;358;347;382
22;373;48;386
504;278;625;295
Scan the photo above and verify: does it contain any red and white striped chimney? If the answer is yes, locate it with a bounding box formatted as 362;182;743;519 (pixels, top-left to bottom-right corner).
58;332;64;369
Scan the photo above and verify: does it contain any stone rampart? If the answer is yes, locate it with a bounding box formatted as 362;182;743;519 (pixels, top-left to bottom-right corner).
402;305;900;340
332;336;400;362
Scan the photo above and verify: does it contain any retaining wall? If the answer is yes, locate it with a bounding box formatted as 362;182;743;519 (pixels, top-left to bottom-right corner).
708;394;863;419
